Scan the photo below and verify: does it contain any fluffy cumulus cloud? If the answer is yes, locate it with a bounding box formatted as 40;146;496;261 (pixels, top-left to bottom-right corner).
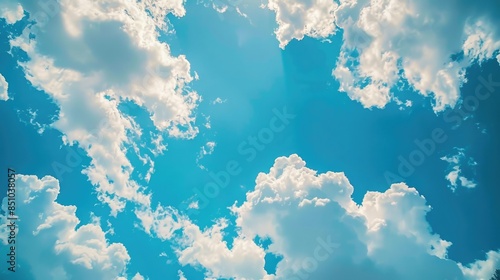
0;0;24;24
266;0;338;49
230;154;464;279
174;218;269;280
441;147;478;191
134;203;269;279
138;154;499;279
460;251;500;280
266;0;500;111
0;175;136;279
0;0;199;215
135;204;182;241
0;73;9;100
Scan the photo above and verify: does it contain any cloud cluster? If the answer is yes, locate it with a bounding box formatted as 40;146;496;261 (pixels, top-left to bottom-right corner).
0;0;24;24
0;175;136;279
266;0;338;49
267;0;500;111
230;154;463;279
197;141;216;170
460;251;500;280
139;154;499;279
441;147;478;191
175;218;269;280
1;0;199;214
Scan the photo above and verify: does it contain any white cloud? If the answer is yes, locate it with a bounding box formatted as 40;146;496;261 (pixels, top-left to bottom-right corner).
0;175;136;279
135;204;182;241
134;205;269;280
174;218;269;280
202;141;216;155
3;0;199;215
0;73;9;101
0;0;24;24
16;108;49;134
131;272;146;280
230;154;463;279
209;0;246;21
267;0;338;49
459;177;477;188
150;132;168;157
441;148;477;191
138;154;498;280
187;201;199;210
460;251;500;280
266;0;500;111
178;270;187;280
212;97;226;104
197;141;217;170
203;114;211;129
463;20;500;63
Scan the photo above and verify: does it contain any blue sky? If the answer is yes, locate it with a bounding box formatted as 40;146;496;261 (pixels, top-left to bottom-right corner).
1;0;500;279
